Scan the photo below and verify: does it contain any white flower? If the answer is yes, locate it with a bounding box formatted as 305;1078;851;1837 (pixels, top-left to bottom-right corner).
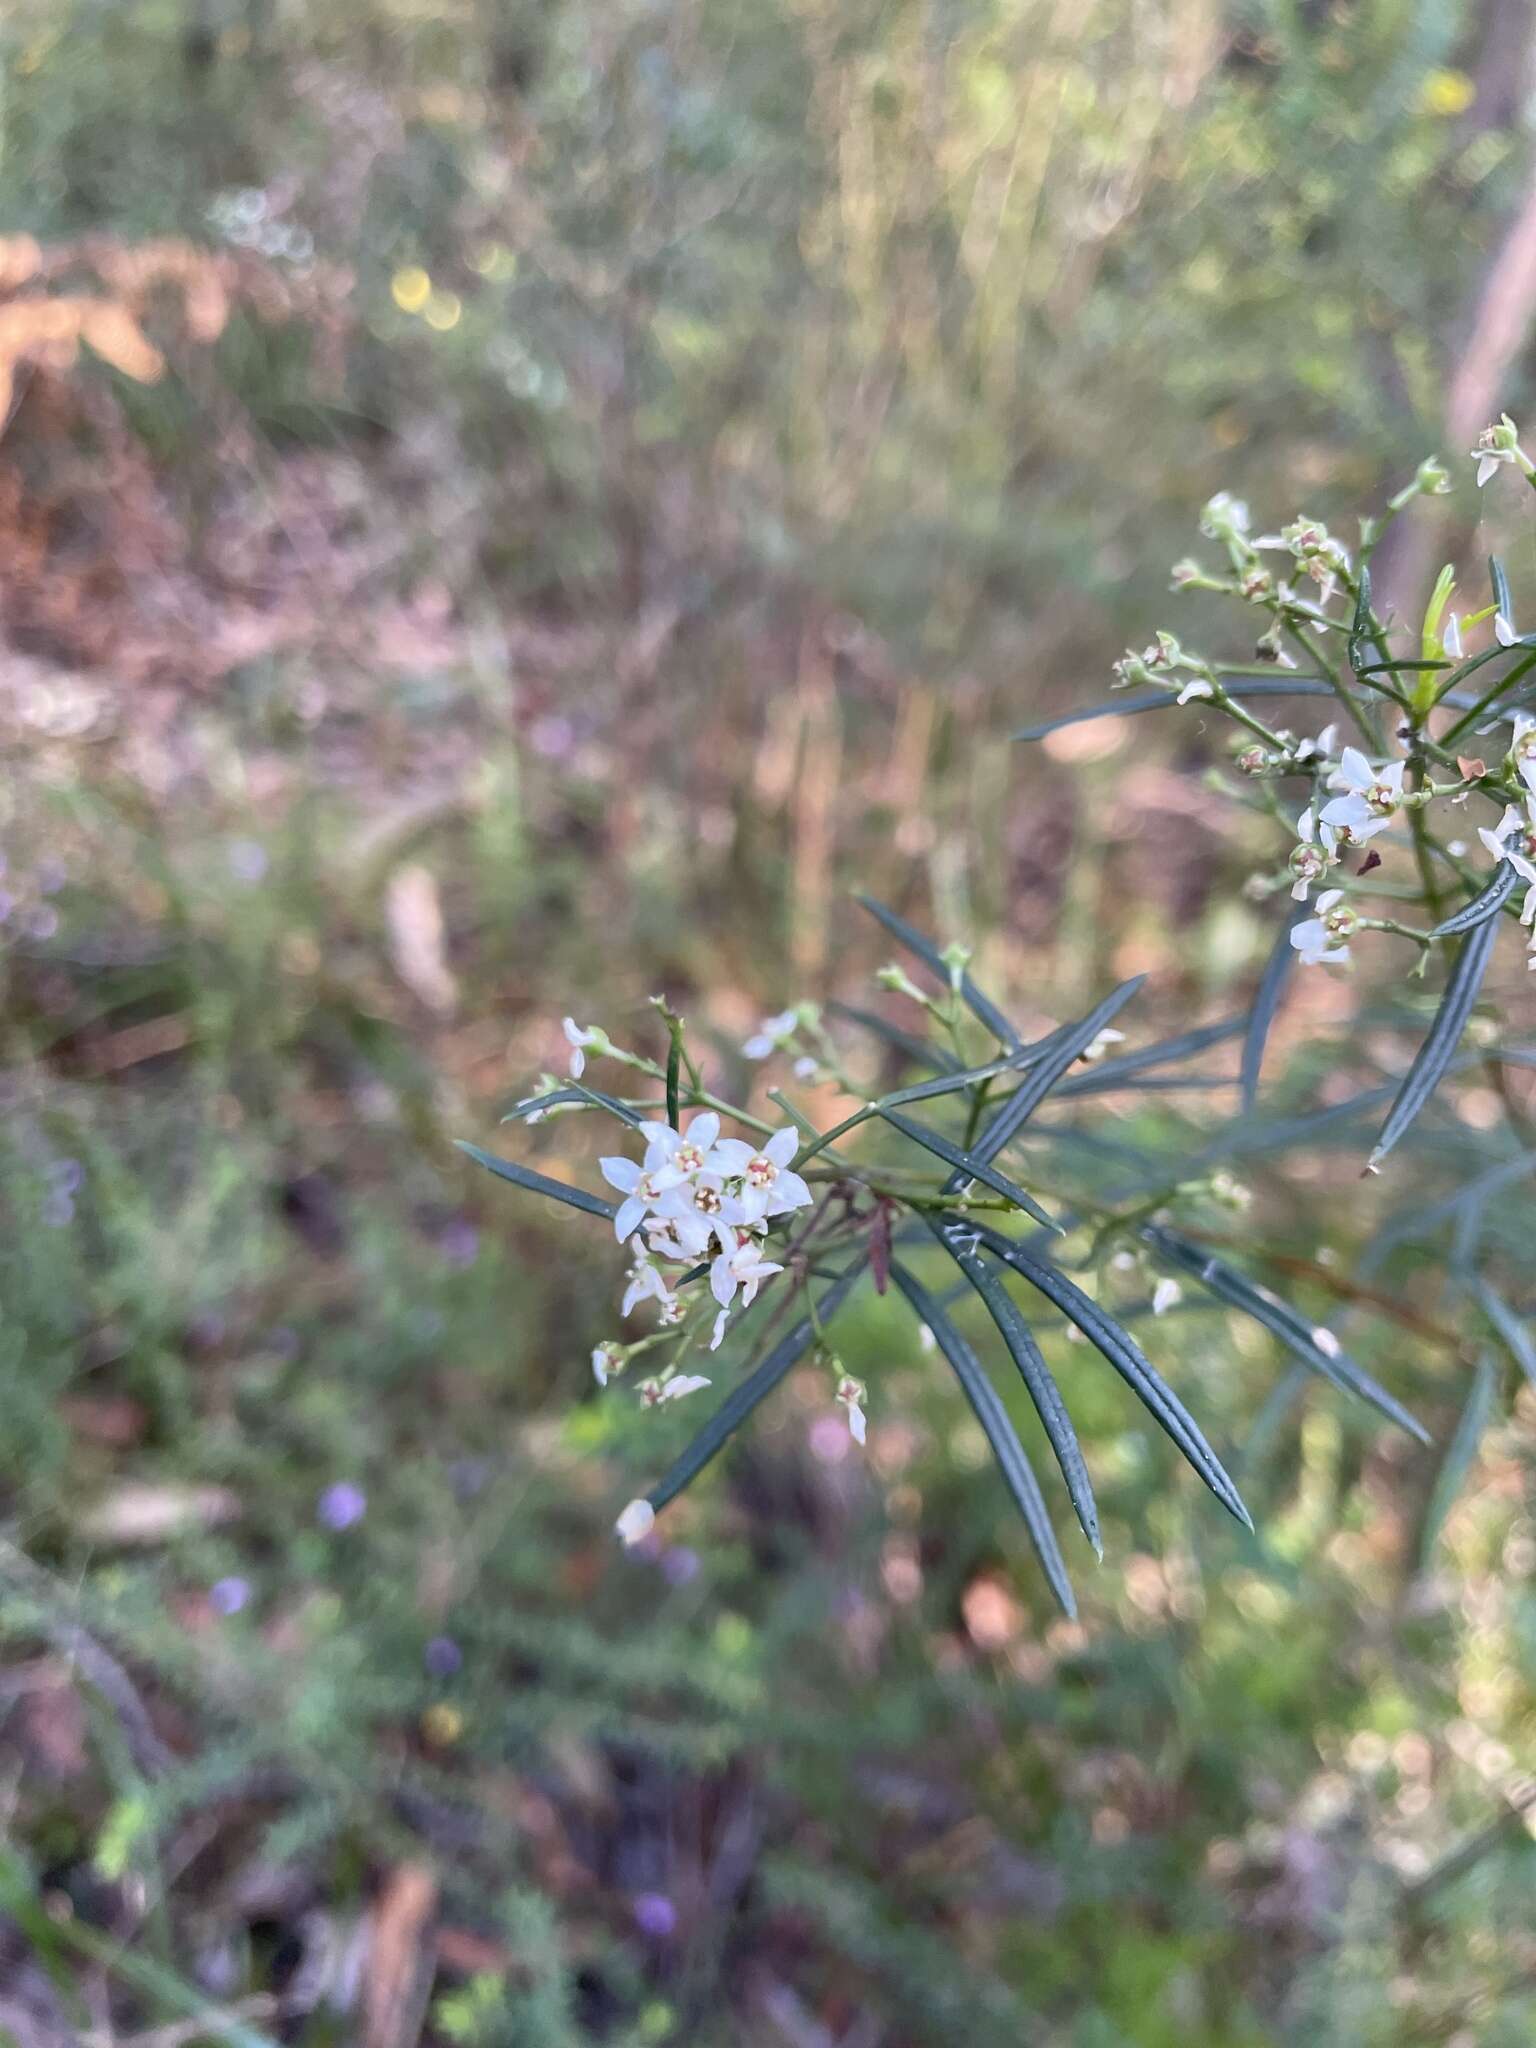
708;1127;813;1225
1290;888;1357;966
710;1308;730;1351
1288;803;1339;900
656;1373;710;1404
1152;1277;1182;1316
592;1341;624;1385
1478;794;1536;885
836;1375;868;1445
1199;491;1250;539
1319;747;1406;843
1442;612;1464;660
1472;415;1522;488
1506;712;1536;768
1081;1027;1127;1063
601;1157;669;1242
615;1498;655;1546
563;1017;604;1077
742;1008;799;1059
621;1244;676;1318
1293;723;1339;764
709;1228;784;1310
793;1055;818;1080
1176;676;1214;704
640;1111;726;1191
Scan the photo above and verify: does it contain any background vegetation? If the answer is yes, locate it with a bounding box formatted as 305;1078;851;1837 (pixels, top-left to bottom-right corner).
1;1;1535;2041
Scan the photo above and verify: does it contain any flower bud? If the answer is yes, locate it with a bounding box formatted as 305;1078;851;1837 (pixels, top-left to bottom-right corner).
1415;455;1451;496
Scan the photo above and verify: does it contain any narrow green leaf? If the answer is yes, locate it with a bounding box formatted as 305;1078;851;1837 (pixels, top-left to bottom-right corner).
1014;678;1336;742
877;1106;1058;1229
1419;1358;1498;1568
1052;1016;1243;1100
1368;916;1500;1171
856;893;1021;1048
962;978;1145;1172
825;1000;963;1074
644;1265;865;1513
502;1082;649;1129
924;1216;1100;1554
1142;1227;1429;1444
1241;907;1303;1114
665;1033;682;1132
794;1037;1070;1170
455;1140;618;1220
1474;1279;1536;1389
1429;861;1519;939
972;1225;1252;1529
890;1259;1077;1615
1491;554;1514;630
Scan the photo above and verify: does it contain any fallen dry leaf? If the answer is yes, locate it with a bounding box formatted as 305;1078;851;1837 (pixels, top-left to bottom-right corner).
363;1862;439;2048
78;1482;241;1546
386;863;458;1015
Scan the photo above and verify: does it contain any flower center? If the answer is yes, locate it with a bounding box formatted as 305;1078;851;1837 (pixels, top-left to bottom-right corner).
745;1154;777;1187
693;1184;723;1215
1323;906;1356;938
1364;782;1397;816
1289;845;1326;881
672;1142;705;1174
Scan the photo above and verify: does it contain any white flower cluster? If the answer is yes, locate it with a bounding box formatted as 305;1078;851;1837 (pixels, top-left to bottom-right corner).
599;1112;814;1356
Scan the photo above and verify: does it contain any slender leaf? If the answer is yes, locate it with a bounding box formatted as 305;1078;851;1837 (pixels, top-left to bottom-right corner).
971;1224;1252;1529
1368;916;1500;1171
960;978;1145;1173
645;1265;866;1513
1419;1357;1498;1568
1241;906;1304;1113
890;1259;1077;1614
1474;1279;1536;1389
1491;554;1514;630
1429;861;1519;939
1052;1016;1244;1098
665;1035;682;1132
1142;1227;1429;1444
877;1106;1058;1228
794;1036;1075;1170
455;1140;618;1220
924;1216;1100;1554
1014;678;1337;742
501;1084;649;1129
826;1000;963;1074
856;892;1021;1048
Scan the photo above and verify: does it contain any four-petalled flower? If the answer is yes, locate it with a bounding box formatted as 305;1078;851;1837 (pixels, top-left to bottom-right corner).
1319;748;1406;844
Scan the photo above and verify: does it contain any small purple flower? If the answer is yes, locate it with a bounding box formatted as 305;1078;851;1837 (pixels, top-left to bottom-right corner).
424;1635;462;1677
34;857;66;895
438;1219;480;1269
449;1457;490;1500
41;1190;74;1229
48;1159;84;1195
227;840;269;884
660;1547;701;1587
317;1482;367;1531
528;714;577;761
26;905;59;942
210;1576;250;1616
631;1893;677;1940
